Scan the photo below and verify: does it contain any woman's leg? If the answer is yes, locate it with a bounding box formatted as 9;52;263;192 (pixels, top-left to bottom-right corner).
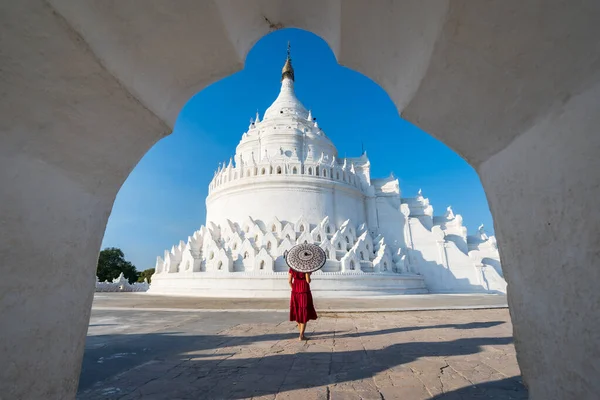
299;322;307;340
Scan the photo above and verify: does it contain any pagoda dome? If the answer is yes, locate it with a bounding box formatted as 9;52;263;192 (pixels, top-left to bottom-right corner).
262;50;309;121
237;44;337;160
262;77;309;121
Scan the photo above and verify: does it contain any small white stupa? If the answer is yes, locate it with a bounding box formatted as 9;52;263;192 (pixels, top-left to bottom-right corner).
149;45;506;297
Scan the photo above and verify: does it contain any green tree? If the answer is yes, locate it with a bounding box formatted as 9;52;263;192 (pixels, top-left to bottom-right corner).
138;268;155;284
96;247;138;284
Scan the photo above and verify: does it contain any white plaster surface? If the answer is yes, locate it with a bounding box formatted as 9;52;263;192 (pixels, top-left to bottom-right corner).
0;2;168;398
478;80;600;399
1;1;599;399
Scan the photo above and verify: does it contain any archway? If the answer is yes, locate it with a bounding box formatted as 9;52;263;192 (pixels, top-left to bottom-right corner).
2;2;599;399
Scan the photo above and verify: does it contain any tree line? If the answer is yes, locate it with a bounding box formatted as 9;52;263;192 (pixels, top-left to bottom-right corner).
97;247;155;284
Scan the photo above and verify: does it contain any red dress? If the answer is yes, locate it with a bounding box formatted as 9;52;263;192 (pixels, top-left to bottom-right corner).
289;268;318;323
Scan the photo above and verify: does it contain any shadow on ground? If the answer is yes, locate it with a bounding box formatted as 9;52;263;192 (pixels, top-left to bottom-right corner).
430;377;526;399
79;320;527;399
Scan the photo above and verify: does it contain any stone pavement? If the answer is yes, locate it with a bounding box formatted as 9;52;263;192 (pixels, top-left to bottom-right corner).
92;293;508;312
78;307;526;399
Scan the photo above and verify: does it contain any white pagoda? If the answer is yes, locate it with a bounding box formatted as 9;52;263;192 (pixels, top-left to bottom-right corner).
149;47;506;297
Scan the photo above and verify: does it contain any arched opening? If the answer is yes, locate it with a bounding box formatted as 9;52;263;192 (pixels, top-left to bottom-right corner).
267;241;272;250
101;28;502;319
317;234;322;242
350;261;355;270
243;252;249;259
360;251;364;260
217;261;223;270
8;0;598;393
259;260;265;270
271;225;276;232
79;25;520;399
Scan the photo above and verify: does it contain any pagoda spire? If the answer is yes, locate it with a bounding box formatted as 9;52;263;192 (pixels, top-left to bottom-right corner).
281;41;295;82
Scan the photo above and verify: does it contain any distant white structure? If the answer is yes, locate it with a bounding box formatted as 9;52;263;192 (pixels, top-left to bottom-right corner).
149;47;506;297
95;273;149;292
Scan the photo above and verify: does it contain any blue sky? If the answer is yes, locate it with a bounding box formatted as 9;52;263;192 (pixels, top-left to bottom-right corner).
102;28;493;271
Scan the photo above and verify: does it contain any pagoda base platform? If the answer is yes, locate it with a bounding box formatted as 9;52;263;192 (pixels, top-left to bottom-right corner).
148;271;428;298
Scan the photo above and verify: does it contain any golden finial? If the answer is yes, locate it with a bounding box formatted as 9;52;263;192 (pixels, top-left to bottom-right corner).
281;41;295;81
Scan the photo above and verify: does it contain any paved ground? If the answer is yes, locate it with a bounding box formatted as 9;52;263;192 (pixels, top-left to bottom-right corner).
92;293;508;312
78;302;526;399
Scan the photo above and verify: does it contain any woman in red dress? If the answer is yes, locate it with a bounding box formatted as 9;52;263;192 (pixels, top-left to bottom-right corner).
289;268;318;340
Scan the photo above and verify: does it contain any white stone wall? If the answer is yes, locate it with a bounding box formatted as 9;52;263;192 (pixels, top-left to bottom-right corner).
207;175;367;230
152;203;505;296
150;216;429;297
95;273;149;292
396;193;506;293
153;217;396;275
